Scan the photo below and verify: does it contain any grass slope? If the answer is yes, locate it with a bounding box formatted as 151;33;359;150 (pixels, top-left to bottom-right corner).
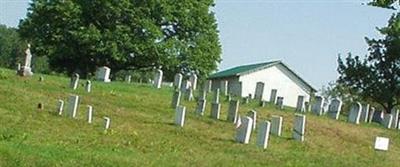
0;68;399;167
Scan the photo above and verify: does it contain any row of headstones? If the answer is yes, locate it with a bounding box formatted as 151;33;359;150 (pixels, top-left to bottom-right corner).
174;104;306;149
56;95;111;130
295;96;400;130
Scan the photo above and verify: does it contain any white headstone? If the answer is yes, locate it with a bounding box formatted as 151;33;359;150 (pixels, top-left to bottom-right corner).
254;82;265;100
213;89;220;103
196;99;207;116
348;102;362;124
390;109;399;129
210;103;221;120
295;95;305;112
204;80;212;92
87;105;93;123
185;87;194;101
247;110;257;130
293;114;306;142
189;73;198;90
104;117;111;129
171;90;181;108
220;80;228;96
382;114;393;128
70;73;79;90
67;95;79;118
368;107;376;123
371;109;384;123
270;89;278;104
271;115;283;136
257;121;271;149
18;44;33;76
374;137;389;151
227;100;239;123
175;106;186;127
327;98;342;120
276;97;284;109
360;104;370;123
96;66;111;82
57;100;64;115
85;80;91;93
174;73;183;89
125;75;132;83
235;116;253;144
311;96;324;116
153;69;163;89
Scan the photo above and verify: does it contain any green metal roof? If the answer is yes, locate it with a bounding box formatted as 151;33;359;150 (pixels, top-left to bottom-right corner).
208;61;280;79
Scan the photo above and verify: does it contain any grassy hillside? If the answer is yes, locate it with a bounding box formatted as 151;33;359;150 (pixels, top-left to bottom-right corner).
0;68;399;167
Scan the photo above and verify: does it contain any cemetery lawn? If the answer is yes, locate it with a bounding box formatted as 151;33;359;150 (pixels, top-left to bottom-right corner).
0;68;399;167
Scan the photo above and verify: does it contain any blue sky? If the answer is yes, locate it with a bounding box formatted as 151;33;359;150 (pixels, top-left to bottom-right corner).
0;0;395;89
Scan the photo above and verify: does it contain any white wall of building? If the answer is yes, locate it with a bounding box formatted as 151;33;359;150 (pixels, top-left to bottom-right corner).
237;64;312;107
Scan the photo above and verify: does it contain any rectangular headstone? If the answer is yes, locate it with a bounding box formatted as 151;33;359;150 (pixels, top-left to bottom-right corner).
390;109;399;129
189;74;198;90
125;75;131;83
382;114;393;129
87;105;93;124
171;90;181;108
257;121;271;149
153;69;163;89
348;102;362;124
374;137;389;151
96;66;111;82
269;89;278;104
220;80;228;96
70;73;79;90
103;117;111;129
210;103;221;120
174;73;183;89
247;110;257;130
360;104;370;123
85;80;91;93
67;95;79;118
204;80;212;92
327;98;342;120
276;96;284;109
227;100;239;123
254;82;265;100
235;116;253;144
311;96;324;116
57;100;64;115
213;89;220;103
196;99;207;116
293;114;306;142
185;88;194;101
175;106;186;127
271;115;283;136
295;95;305;112
368;107;376;123
371;109;384;123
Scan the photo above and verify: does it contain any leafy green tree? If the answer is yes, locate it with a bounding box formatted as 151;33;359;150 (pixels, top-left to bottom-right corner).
0;24;24;69
337;13;400;113
368;0;399;9
18;0;221;79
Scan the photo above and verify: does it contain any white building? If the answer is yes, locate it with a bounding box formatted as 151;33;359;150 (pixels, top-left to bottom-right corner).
208;60;316;108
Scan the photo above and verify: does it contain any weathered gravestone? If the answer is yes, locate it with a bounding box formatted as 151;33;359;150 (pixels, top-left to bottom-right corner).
360;104;370;123
125;75;131;83
189;74;198;90
235;116;253;144
96;66;111;82
348;102;362;124
295;95;305;112
16;63;21;72
175;106;186;127
85;80;91;93
368;107;376;123
271;115;283;136
390;109;399;129
254;82;265;100
371;109;384;123
171;90;181;108
227;100;240;123
257;121;271;149
327;98;342;120
153;69;163;89
276;97;284;109
382;114;393;128
226;94;232;102
220;80;228;96
17;44;33;76
199;90;207;101
180;80;191;92
185;88;194;101
196;99;207;116
87;105;93;124
247;110;257;130
67;95;79;118
311;96;324;116
213;89;220;103
103;117;111;130
174;73;183;89
374;137;389;151
270;89;278;104
210;102;221;120
70;73;79;90
293;114;306;142
57;100;64;115
204;80;212;92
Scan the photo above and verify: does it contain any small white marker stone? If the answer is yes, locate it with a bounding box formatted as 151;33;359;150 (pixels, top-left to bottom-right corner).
374;137;389;151
104;117;111;130
87;105;93;124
